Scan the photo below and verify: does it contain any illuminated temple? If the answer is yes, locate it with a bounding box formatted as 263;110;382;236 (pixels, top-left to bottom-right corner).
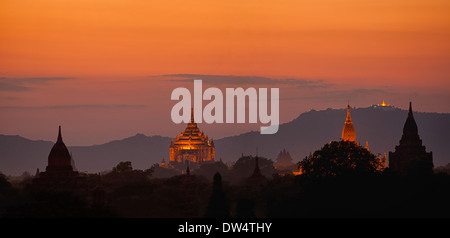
341;104;356;142
169;109;215;167
371;99;395;111
341;103;386;170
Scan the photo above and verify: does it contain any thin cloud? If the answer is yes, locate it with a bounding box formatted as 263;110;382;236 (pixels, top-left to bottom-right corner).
283;88;394;102
163;74;332;89
0;77;76;91
0;104;148;110
1;96;18;100
0;81;29;91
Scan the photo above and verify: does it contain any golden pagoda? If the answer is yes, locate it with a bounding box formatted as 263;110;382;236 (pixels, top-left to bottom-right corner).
169;108;215;165
378;99;390;107
341;104;356;142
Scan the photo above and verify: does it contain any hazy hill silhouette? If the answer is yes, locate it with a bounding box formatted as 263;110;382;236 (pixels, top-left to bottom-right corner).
1;106;449;175
69;134;170;173
0;134;170;175
216;106;450;167
0;135;53;176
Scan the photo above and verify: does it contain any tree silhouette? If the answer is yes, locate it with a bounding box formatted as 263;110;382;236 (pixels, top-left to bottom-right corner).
0;172;10;190
298;140;382;178
112;161;133;173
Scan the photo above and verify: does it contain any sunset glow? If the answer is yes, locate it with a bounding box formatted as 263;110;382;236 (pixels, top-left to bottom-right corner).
1;0;450;144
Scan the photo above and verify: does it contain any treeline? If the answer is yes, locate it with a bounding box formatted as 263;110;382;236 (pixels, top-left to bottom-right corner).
2;141;450;218
2;169;450;218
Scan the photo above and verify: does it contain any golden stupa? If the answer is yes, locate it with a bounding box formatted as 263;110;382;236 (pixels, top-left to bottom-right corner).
341;104;356;142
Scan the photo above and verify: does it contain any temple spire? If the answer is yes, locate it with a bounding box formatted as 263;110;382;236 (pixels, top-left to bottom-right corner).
408;101;413;117
389;102;433;176
401;101;420;143
341;104;356;142
48;125;72;168
345;104;352;123
251;157;263;178
190;107;194;123
57;125;62;142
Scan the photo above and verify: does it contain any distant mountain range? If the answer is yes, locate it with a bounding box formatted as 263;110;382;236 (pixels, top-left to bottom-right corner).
1;106;449;176
0;133;170;176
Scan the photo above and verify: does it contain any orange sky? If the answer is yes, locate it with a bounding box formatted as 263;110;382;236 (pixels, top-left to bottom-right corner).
1;0;450;144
